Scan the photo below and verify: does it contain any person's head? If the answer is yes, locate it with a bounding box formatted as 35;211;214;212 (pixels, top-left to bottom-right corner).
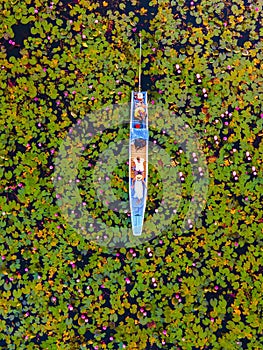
137;157;140;162
136;174;143;181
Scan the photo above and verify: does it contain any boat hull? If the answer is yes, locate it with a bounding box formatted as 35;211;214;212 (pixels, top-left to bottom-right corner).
129;91;148;236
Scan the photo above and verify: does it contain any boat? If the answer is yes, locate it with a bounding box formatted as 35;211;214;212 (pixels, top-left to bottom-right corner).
129;37;148;236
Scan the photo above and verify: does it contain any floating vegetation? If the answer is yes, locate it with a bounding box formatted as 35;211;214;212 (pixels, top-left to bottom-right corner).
0;0;262;348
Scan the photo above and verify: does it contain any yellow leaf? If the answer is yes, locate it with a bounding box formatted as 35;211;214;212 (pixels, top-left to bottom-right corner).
140;7;148;14
234;307;241;315
35;283;43;291
165;256;172;263
50;239;58;247
73;22;81;32
244;41;252;49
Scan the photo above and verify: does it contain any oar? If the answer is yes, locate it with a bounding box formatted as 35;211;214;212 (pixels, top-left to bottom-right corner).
138;33;142;93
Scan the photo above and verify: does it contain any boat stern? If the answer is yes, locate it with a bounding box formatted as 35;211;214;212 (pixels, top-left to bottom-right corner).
133;225;143;236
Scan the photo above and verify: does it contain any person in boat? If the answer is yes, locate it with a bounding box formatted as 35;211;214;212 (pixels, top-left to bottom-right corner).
132;172;146;204
133;156;144;173
134;98;147;119
134;105;146;121
134;92;146;118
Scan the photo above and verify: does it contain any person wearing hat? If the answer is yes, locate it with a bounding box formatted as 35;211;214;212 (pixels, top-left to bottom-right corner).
132;172;146;204
134;104;146;120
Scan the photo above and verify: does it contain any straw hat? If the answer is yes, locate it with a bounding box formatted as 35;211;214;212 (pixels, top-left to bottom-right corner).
135;106;145;117
136;174;143;180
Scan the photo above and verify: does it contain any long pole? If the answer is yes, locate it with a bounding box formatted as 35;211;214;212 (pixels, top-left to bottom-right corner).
138;35;142;92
